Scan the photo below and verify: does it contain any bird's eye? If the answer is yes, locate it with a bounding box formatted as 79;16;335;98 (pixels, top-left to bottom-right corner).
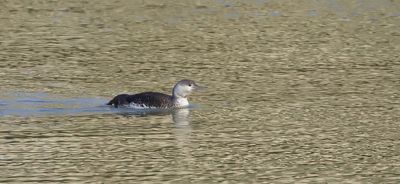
188;84;192;87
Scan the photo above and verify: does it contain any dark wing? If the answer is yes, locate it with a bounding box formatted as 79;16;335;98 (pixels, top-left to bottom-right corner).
107;92;173;108
127;92;173;108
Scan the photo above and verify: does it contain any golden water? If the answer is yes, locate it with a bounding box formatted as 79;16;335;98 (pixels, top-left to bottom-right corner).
1;0;399;183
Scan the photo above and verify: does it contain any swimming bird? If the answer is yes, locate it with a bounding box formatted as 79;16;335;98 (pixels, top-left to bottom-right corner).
107;79;205;109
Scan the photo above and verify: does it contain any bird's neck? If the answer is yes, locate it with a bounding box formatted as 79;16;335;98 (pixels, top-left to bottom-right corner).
172;96;189;108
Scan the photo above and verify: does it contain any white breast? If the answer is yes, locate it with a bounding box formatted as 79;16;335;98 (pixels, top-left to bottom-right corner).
174;97;189;108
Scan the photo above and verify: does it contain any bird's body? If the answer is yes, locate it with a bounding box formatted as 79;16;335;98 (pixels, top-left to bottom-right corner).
107;92;175;108
107;80;204;109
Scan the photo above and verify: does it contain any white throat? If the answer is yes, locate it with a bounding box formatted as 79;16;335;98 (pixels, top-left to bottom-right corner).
174;97;189;108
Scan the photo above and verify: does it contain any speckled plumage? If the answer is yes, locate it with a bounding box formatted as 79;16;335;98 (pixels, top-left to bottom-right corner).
107;92;174;108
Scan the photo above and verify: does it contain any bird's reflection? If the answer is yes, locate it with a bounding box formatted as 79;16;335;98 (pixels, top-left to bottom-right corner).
113;107;191;126
113;107;193;169
172;108;190;127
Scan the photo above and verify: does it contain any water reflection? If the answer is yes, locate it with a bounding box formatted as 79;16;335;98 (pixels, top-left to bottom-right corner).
172;108;190;127
116;108;191;127
115;108;194;170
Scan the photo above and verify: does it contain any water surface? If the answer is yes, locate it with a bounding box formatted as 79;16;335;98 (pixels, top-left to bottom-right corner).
0;0;399;183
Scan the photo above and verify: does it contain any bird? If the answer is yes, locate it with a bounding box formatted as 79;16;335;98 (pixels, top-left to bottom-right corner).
107;79;205;109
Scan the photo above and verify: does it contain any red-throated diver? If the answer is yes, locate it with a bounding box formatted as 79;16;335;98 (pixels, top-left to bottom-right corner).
107;79;205;108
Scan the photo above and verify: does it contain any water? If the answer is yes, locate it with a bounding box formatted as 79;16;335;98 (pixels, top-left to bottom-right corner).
1;0;400;183
0;92;108;117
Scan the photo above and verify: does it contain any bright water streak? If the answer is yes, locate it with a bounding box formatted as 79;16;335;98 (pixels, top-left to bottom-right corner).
0;92;109;117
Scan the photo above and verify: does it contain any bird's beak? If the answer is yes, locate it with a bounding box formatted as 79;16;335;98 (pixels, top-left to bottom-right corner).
194;83;207;92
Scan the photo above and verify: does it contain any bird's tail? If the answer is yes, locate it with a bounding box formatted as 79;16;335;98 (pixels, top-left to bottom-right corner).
106;94;129;107
106;99;114;106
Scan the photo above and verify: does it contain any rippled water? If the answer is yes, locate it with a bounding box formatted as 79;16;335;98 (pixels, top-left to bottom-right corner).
1;0;400;183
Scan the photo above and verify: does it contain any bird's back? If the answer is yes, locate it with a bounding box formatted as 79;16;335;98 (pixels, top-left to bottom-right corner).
107;92;173;108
